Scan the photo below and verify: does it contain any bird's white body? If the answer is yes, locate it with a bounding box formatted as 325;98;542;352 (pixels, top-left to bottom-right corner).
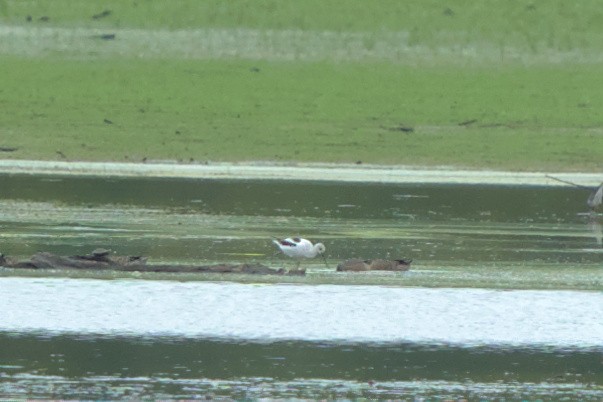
272;237;326;259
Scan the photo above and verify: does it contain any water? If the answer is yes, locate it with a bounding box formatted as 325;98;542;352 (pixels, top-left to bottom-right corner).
2;278;601;346
1;334;601;400
0;175;600;288
0;174;601;399
2;333;600;400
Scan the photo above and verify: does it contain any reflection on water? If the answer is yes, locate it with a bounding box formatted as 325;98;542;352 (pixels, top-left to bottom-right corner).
1;334;601;400
1;278;601;346
1;276;601;398
588;218;603;247
0;174;598;222
0;174;601;399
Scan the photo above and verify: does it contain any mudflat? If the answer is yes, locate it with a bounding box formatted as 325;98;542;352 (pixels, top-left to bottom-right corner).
0;1;602;172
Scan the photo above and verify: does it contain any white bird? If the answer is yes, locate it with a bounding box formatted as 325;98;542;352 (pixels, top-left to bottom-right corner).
272;237;328;268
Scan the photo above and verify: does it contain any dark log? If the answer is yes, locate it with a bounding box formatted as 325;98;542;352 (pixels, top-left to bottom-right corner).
0;251;298;275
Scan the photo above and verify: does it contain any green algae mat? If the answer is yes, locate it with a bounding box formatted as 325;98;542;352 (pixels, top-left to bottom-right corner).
1;1;602;171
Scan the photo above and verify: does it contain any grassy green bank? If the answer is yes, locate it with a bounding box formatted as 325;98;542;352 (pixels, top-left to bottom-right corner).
1;1;602;171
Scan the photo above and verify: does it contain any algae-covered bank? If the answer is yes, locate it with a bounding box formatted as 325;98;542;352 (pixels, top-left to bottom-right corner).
1;0;602;171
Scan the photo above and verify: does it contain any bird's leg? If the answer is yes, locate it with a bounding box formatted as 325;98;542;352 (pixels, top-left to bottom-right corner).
321;254;329;269
269;251;281;265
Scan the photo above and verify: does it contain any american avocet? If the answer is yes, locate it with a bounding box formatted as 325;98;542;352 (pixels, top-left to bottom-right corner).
272;237;328;268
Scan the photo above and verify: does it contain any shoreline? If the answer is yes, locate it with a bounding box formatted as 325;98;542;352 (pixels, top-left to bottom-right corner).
0;159;600;186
